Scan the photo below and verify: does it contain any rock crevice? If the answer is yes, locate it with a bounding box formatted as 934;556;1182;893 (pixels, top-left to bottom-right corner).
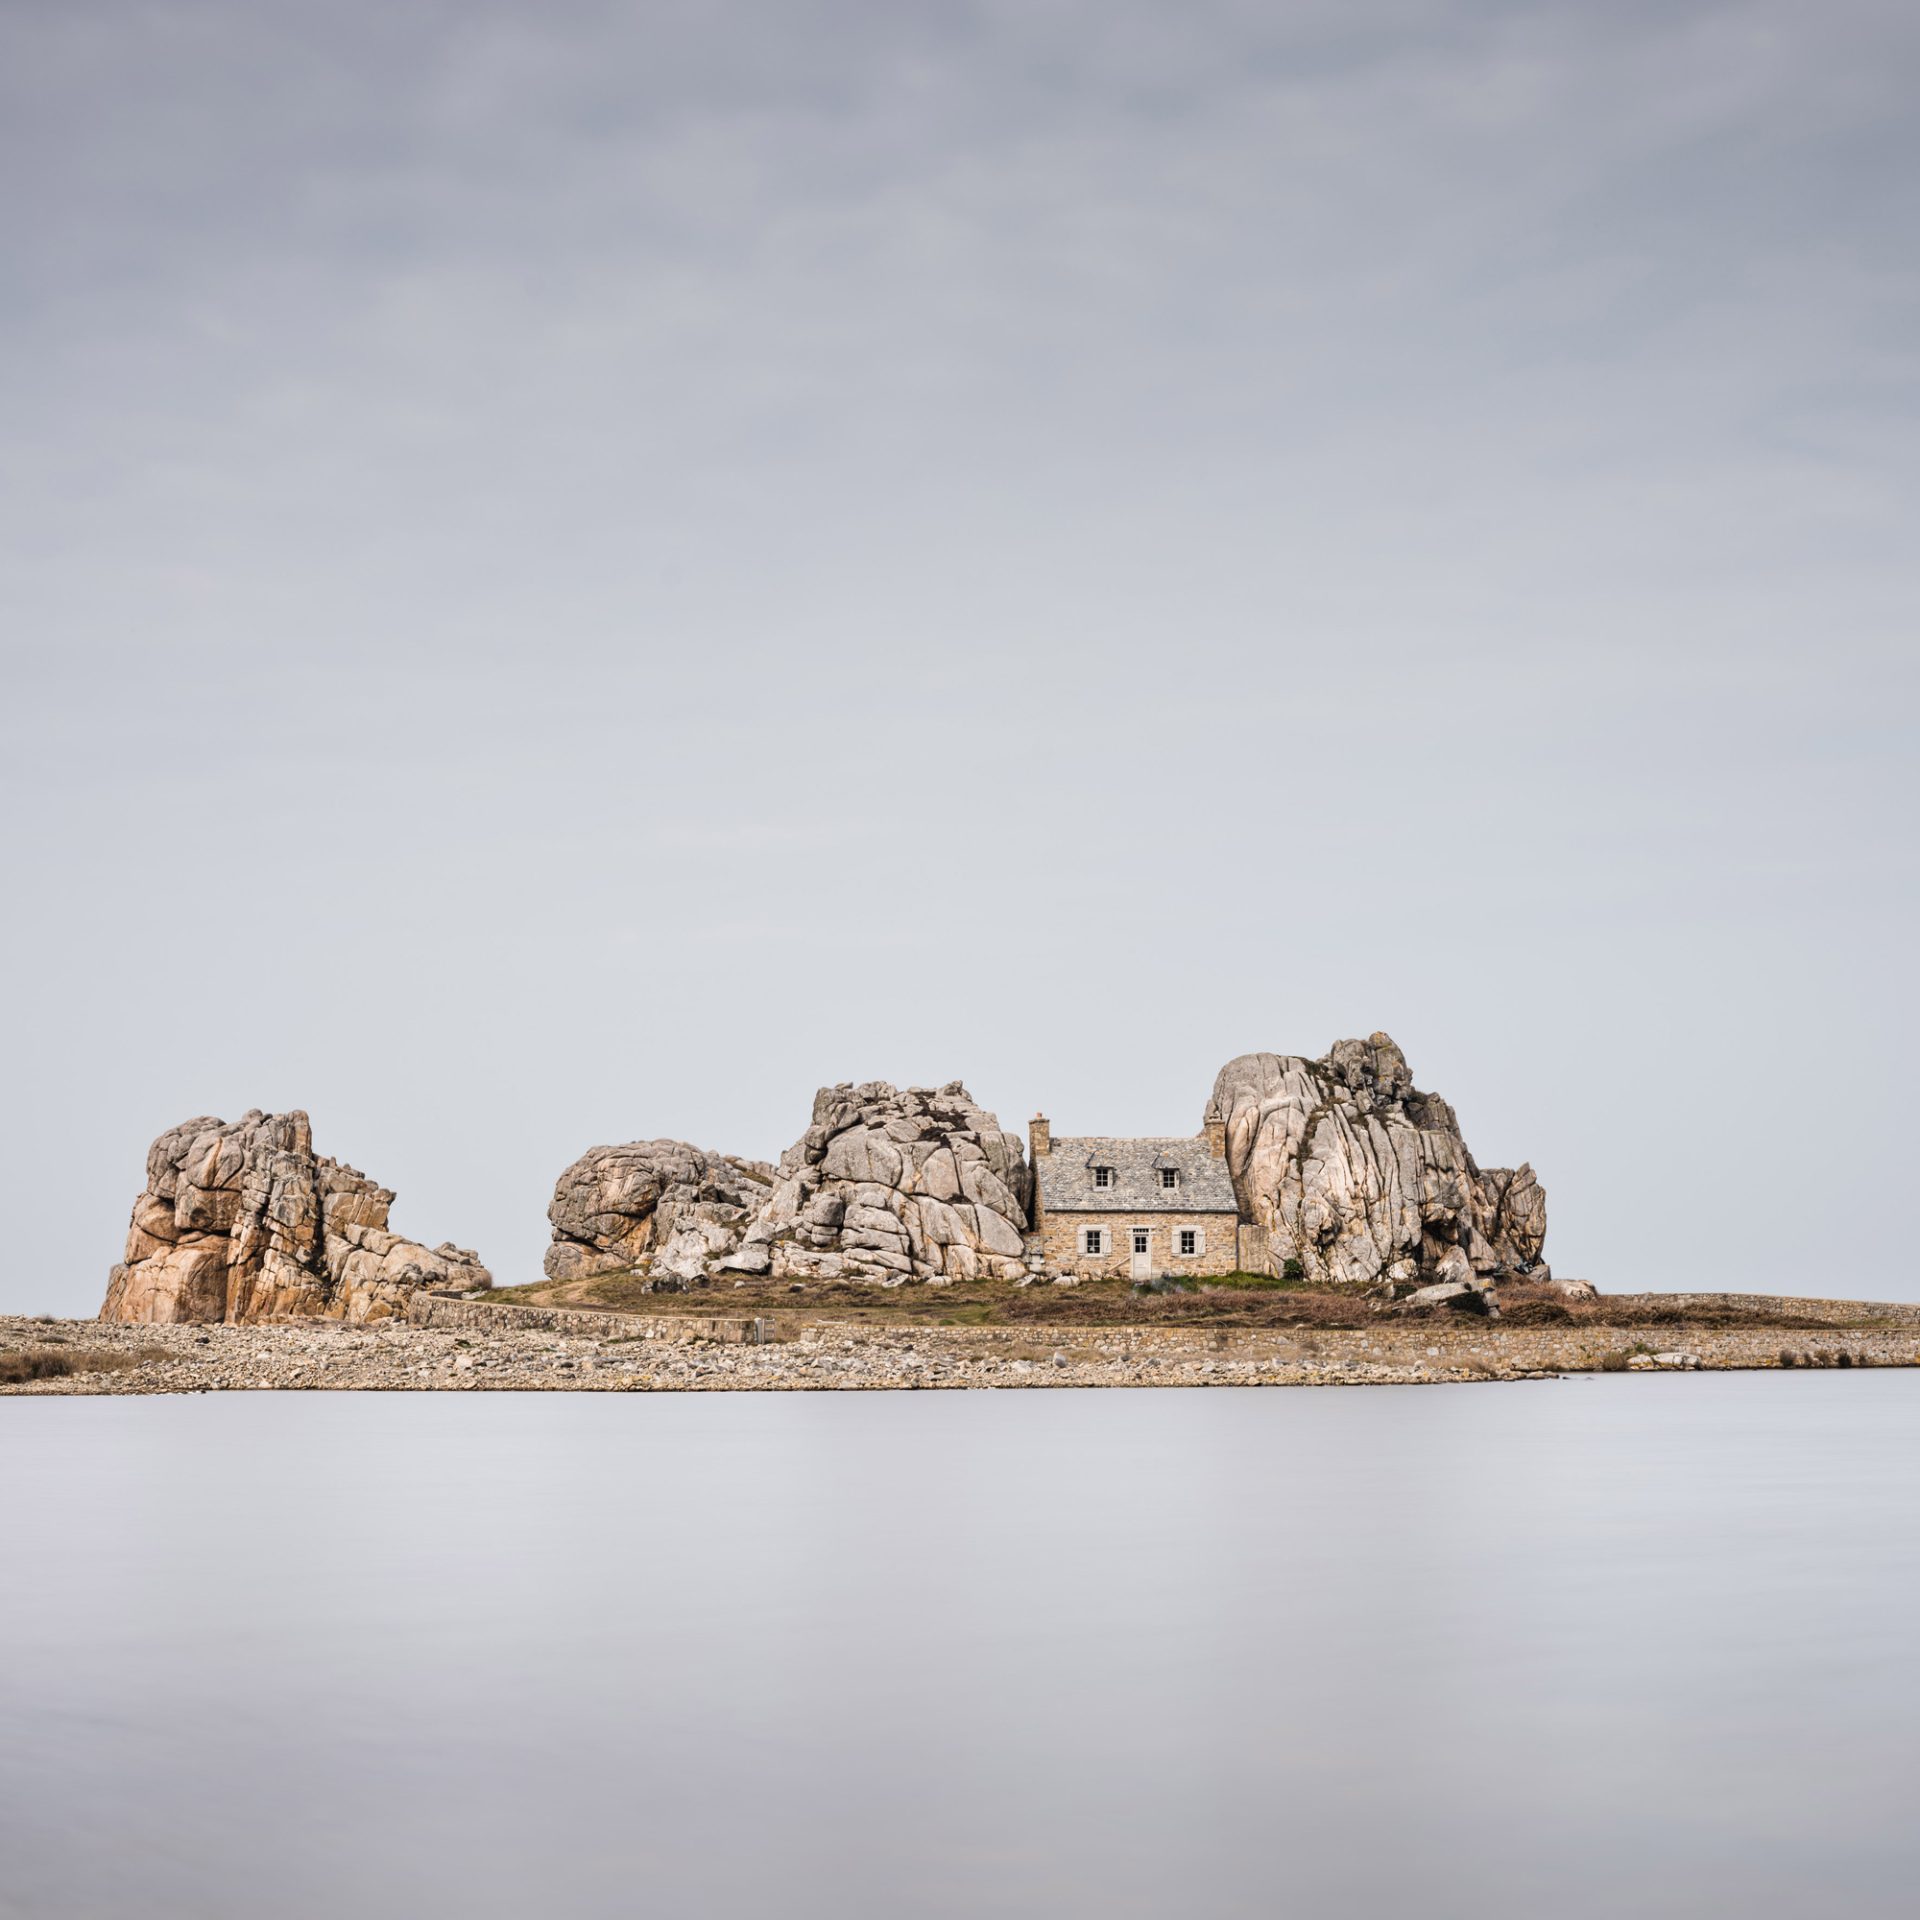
1207;1033;1547;1290
545;1081;1033;1290
544;1140;777;1285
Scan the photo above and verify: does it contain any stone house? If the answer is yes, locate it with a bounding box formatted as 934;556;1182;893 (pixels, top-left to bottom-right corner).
1028;1114;1245;1280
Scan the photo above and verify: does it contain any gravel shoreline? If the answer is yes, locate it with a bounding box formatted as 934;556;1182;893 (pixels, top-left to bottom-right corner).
6;1293;1920;1394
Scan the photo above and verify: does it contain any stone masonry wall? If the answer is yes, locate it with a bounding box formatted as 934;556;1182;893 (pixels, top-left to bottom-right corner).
1040;1211;1242;1279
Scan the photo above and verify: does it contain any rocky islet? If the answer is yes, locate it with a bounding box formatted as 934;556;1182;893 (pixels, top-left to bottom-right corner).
541;1035;1549;1303
13;1293;1920;1396
99;1032;1586;1330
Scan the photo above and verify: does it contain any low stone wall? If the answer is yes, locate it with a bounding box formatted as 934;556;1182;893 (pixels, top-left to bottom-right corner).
1618;1292;1920;1324
407;1293;769;1344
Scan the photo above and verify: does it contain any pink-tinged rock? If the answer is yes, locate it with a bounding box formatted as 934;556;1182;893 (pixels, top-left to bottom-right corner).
101;1111;488;1325
553;1080;1034;1289
1209;1032;1552;1290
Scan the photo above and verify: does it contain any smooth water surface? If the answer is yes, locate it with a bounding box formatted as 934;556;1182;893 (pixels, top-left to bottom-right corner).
4;1374;1919;1919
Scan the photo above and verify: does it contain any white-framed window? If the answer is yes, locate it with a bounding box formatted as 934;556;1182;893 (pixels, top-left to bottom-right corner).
1178;1229;1198;1257
1082;1227;1107;1256
1132;1227;1150;1255
1159;1167;1178;1190
1093;1166;1113;1189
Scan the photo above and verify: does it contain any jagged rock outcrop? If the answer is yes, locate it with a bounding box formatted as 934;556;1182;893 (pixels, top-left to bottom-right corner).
101;1111;490;1325
544;1141;776;1283
726;1081;1032;1285
546;1081;1032;1289
1207;1034;1547;1291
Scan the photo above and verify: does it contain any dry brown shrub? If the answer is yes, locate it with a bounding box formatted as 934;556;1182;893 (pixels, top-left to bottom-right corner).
0;1348;79;1384
0;1346;165;1385
1494;1281;1591;1326
1593;1299;1833;1331
999;1286;1378;1330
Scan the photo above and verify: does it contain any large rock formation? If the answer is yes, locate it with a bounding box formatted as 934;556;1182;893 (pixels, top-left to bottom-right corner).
541;1049;1536;1297
544;1081;1033;1289
545;1141;776;1284
1207;1034;1547;1290
101;1111;490;1324
727;1080;1032;1284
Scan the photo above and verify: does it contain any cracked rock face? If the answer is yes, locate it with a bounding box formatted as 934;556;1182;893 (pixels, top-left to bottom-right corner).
1208;1033;1547;1289
727;1080;1033;1285
101;1111;490;1324
546;1081;1033;1289
544;1141;777;1283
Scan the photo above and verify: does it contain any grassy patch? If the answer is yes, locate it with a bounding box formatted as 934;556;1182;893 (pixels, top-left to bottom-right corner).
0;1348;80;1384
580;1273;689;1312
1590;1300;1838;1332
473;1282;569;1306
483;1267;1394;1331
936;1303;998;1327
1188;1270;1319;1293
0;1346;166;1385
459;1265;1902;1346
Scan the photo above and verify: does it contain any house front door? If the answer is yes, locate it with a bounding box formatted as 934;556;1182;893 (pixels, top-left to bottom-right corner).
1130;1225;1152;1280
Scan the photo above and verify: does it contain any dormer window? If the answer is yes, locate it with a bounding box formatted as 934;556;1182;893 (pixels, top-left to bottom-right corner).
1159;1167;1178;1190
1092;1166;1113;1189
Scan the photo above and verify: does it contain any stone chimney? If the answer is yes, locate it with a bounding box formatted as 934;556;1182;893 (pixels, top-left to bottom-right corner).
1030;1114;1051;1159
1204;1115;1226;1158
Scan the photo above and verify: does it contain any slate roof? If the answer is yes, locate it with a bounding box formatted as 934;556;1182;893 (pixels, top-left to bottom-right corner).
1036;1136;1239;1214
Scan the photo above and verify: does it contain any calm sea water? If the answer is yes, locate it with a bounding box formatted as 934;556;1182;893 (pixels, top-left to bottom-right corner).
4;1374;1918;1919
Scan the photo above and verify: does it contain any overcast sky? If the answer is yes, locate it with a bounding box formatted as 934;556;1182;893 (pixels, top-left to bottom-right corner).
3;0;1916;1314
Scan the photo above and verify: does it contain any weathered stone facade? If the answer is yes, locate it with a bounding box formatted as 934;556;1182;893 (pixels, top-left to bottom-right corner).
1030;1120;1242;1278
1037;1210;1242;1280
